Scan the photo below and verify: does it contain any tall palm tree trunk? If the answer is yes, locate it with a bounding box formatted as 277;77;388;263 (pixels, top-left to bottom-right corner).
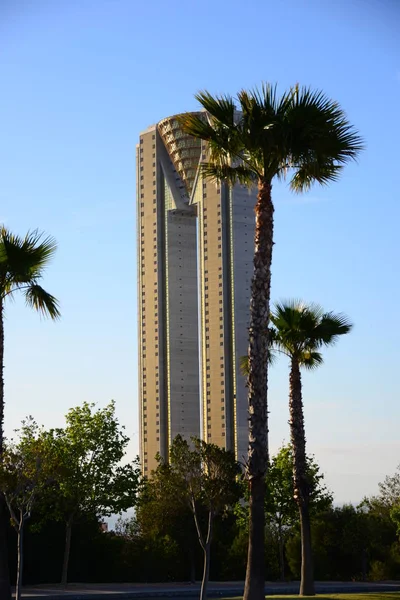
0;301;11;600
244;180;274;600
289;357;314;596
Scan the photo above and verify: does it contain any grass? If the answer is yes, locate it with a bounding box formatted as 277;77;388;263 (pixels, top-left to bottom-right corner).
220;595;400;600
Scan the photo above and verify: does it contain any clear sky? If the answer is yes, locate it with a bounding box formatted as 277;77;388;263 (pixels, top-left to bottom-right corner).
1;0;399;505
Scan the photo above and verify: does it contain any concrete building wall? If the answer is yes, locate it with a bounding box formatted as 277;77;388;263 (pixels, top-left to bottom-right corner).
138;121;200;475
164;208;199;442
230;185;256;463
138;126;165;475
195;175;257;460
197;176;229;449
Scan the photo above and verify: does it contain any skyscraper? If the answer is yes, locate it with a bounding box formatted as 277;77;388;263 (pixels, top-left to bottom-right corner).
137;113;257;475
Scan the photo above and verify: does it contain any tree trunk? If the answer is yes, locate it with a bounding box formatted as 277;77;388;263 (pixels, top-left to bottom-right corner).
289;357;314;596
244;476;266;599
244;179;273;600
299;505;314;596
278;522;285;581
16;516;24;600
361;547;367;582
61;514;73;588
0;302;11;600
200;544;211;600
189;542;196;584
199;508;213;600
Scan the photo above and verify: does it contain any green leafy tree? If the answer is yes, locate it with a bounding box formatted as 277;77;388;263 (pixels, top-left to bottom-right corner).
40;401;141;587
135;471;198;582
391;505;400;536
377;466;400;509
287;503;400;581
157;435;241;600
179;84;362;600
0;228;60;600
235;444;332;582
365;465;400;538
0;419;51;600
265;445;332;582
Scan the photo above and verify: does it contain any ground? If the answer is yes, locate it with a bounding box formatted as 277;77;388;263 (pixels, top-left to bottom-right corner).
223;595;400;600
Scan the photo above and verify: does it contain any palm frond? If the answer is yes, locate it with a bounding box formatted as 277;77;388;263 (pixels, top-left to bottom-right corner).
251;83;279;114
286;85;364;188
183;83;363;194
300;351;324;370
194;91;236;127
312;312;353;345
177;113;220;143
271;300;352;363
239;355;250;377
271;299;306;330
24;284;61;320
178;111;244;167
237;88;279;157
246;83;292;120
289;163;343;193
239;348;277;377
200;163;256;187
0;228;58;282
180;92;263;179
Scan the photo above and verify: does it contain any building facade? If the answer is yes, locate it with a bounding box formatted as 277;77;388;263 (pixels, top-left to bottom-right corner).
137;113;257;475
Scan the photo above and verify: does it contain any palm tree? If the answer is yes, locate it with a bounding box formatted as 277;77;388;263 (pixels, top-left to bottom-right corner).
179;84;363;600
270;301;352;595
0;227;60;600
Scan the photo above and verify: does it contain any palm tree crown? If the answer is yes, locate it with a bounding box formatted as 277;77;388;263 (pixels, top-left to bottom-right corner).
270;300;353;367
240;301;352;373
178;83;363;189
0;228;60;318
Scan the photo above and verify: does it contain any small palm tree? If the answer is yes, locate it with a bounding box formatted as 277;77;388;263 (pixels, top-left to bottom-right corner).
0;227;60;600
271;301;352;595
179;84;362;600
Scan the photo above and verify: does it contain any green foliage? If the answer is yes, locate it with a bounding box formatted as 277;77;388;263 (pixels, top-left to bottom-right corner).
0;418;50;528
152;434;241;598
179;84;363;189
161;435;242;522
364;465;400;539
235;444;332;533
4;477;400;585
39;401;141;521
136;466;195;541
391;505;400;536
286;504;400;581
132;460;198;581
266;445;332;525
380;468;400;505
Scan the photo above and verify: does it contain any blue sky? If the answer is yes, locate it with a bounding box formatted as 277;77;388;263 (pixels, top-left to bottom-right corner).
1;0;399;504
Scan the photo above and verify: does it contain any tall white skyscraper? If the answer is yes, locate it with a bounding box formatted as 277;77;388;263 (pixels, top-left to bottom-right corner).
137;113;257;475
